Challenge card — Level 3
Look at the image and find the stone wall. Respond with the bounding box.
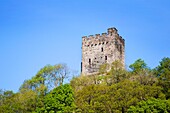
[81,27,125,75]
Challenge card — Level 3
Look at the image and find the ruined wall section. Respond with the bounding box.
[81,27,125,75]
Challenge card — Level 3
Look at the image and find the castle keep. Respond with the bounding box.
[81,27,125,75]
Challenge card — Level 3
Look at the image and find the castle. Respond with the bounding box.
[81,27,125,75]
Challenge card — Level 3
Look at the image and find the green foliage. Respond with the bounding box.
[129,59,148,74]
[70,74,105,94]
[128,98,170,113]
[0,90,18,113]
[37,84,75,113]
[1,58,170,113]
[0,64,70,113]
[74,79,163,113]
[35,64,69,90]
[108,61,128,84]
[71,60,166,113]
[129,59,156,85]
[154,57,170,99]
[99,63,109,74]
[0,90,38,113]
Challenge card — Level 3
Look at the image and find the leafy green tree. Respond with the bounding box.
[129,59,148,74]
[35,64,69,90]
[0,90,22,113]
[12,64,70,113]
[19,77,47,111]
[37,84,75,113]
[0,64,71,113]
[74,79,164,113]
[75,84,109,113]
[109,80,164,113]
[0,89,3,106]
[129,59,156,85]
[108,60,128,84]
[0,89,39,113]
[70,74,100,94]
[99,63,109,74]
[128,98,170,113]
[154,57,170,99]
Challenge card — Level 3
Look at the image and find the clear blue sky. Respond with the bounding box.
[0,0,170,92]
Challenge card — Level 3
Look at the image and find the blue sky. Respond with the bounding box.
[0,0,170,92]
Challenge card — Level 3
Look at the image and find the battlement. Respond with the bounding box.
[82,27,119,40]
[81,27,125,75]
[107,27,118,35]
[82,27,125,47]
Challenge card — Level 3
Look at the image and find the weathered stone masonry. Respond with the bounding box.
[81,27,125,75]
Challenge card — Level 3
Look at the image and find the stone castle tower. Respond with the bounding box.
[81,27,125,75]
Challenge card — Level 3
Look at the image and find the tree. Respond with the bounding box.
[37,84,75,113]
[75,84,110,113]
[129,59,148,74]
[99,63,109,74]
[154,57,170,99]
[17,64,70,112]
[35,64,69,91]
[20,64,70,97]
[0,90,22,113]
[108,60,127,84]
[74,79,164,113]
[129,59,156,85]
[128,98,170,113]
[70,74,102,94]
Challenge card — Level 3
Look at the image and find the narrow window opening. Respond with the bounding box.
[101,47,103,52]
[89,59,91,64]
[105,56,107,61]
[115,41,118,45]
[119,45,122,51]
[81,62,82,72]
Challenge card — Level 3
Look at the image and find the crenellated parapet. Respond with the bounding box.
[119,36,125,46]
[107,27,118,35]
[82,27,124,47]
[82,27,120,40]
